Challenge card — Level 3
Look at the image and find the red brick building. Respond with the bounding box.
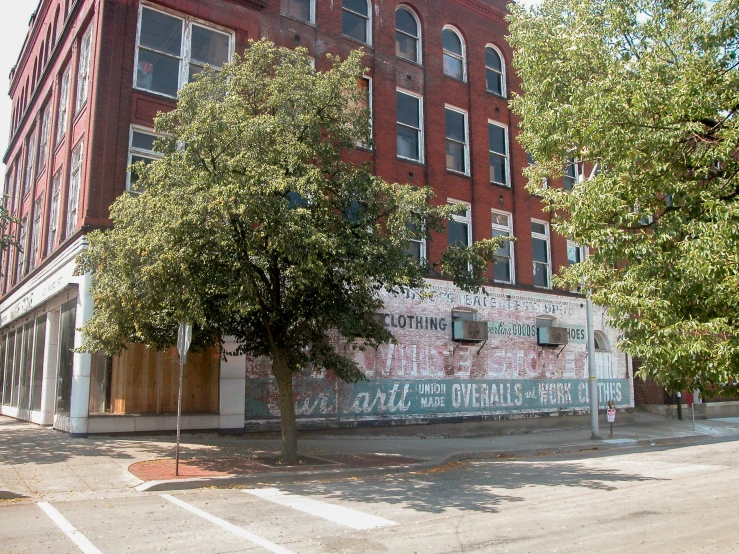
[0,0,633,435]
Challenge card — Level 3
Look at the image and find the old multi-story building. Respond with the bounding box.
[0,0,633,436]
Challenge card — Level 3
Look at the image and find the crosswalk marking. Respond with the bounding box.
[161,494,295,554]
[243,487,399,530]
[37,502,103,554]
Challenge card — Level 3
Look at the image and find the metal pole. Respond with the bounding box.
[175,355,184,476]
[692,402,695,431]
[586,298,601,439]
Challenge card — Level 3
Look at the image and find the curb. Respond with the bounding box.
[134,432,706,492]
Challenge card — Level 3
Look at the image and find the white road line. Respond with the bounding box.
[37,502,103,554]
[161,494,295,554]
[243,488,398,530]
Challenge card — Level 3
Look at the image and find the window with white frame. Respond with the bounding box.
[442,27,465,81]
[47,170,61,255]
[488,121,509,186]
[29,198,42,270]
[396,89,423,162]
[342,0,370,44]
[16,217,26,281]
[485,45,505,96]
[135,5,233,98]
[492,210,514,283]
[405,221,425,263]
[281,0,314,23]
[567,240,585,266]
[396,7,421,64]
[531,220,551,288]
[37,105,51,175]
[23,133,36,197]
[564,160,580,191]
[66,141,83,238]
[448,200,471,248]
[56,68,70,144]
[127,127,164,193]
[76,24,93,113]
[445,106,468,174]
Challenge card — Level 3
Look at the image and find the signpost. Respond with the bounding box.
[607,399,616,438]
[175,321,192,476]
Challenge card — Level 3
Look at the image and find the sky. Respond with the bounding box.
[0,0,542,180]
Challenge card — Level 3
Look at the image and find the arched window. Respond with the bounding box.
[442,26,465,81]
[594,331,610,352]
[396,7,421,64]
[342,0,371,45]
[485,45,505,96]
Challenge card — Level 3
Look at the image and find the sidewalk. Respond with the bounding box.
[2,411,738,500]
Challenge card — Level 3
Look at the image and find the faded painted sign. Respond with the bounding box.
[245,378,632,421]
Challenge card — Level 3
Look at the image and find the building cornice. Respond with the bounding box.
[225,0,266,9]
[451,0,507,26]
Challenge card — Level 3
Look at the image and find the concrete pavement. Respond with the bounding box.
[2,411,739,500]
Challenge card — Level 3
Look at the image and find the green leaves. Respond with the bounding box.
[510,0,739,395]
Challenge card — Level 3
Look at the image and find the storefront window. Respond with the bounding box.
[3,331,15,405]
[89,353,112,413]
[55,300,77,414]
[18,322,34,410]
[30,316,46,411]
[0,334,5,404]
[11,331,22,407]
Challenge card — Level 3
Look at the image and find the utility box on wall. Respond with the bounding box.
[537,326,569,346]
[452,320,489,342]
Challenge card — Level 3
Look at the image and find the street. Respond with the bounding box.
[2,438,737,553]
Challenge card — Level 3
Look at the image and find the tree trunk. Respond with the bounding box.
[273,354,298,465]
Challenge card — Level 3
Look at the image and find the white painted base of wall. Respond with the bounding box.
[0,406,52,425]
[87,414,220,434]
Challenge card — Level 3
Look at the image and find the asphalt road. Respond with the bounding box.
[2,439,738,553]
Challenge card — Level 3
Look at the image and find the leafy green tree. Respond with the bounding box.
[509,0,739,395]
[76,40,498,463]
[0,203,20,278]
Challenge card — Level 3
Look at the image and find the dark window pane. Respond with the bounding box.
[396,32,417,61]
[533,263,549,287]
[490,153,507,184]
[282,0,311,21]
[448,220,469,246]
[397,125,419,160]
[485,47,501,71]
[0,336,4,405]
[19,322,33,410]
[486,69,502,95]
[492,229,510,256]
[188,63,204,83]
[30,317,45,411]
[287,191,309,207]
[397,92,419,126]
[140,8,182,56]
[342,10,367,42]
[531,221,546,234]
[443,55,463,79]
[446,140,465,172]
[56,300,77,414]
[396,9,417,36]
[445,109,465,142]
[488,124,506,154]
[532,237,548,263]
[406,240,421,261]
[132,132,157,152]
[190,25,230,67]
[493,258,510,281]
[11,331,22,407]
[137,49,180,97]
[3,332,15,405]
[344,0,368,16]
[443,29,462,54]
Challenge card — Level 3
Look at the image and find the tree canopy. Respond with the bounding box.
[509,0,739,395]
[76,40,498,462]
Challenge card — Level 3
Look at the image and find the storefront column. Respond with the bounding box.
[39,310,60,425]
[69,272,94,437]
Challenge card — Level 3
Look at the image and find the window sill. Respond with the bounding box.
[280,13,316,27]
[397,156,425,166]
[133,85,178,102]
[396,56,423,69]
[447,169,470,178]
[342,35,373,49]
[486,90,507,99]
[444,74,468,85]
[490,181,512,189]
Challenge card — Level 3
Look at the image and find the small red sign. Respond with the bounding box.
[607,409,616,423]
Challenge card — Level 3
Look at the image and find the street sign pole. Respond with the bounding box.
[175,321,192,477]
[586,298,601,440]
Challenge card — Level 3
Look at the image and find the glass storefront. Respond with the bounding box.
[0,315,49,413]
[30,316,46,411]
[55,299,77,415]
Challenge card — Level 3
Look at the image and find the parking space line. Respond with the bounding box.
[37,502,103,554]
[243,488,398,530]
[161,494,295,554]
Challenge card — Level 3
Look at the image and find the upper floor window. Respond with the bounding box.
[442,27,465,81]
[564,160,581,191]
[396,89,423,162]
[492,210,514,283]
[29,197,42,271]
[531,220,551,288]
[445,106,468,175]
[37,105,51,175]
[396,7,421,64]
[281,0,314,24]
[128,127,164,193]
[343,0,371,44]
[66,141,84,238]
[405,221,426,263]
[135,5,232,99]
[485,46,505,96]
[56,68,71,144]
[47,170,61,255]
[76,24,94,113]
[23,133,37,197]
[448,200,471,248]
[488,121,510,187]
[16,217,27,282]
